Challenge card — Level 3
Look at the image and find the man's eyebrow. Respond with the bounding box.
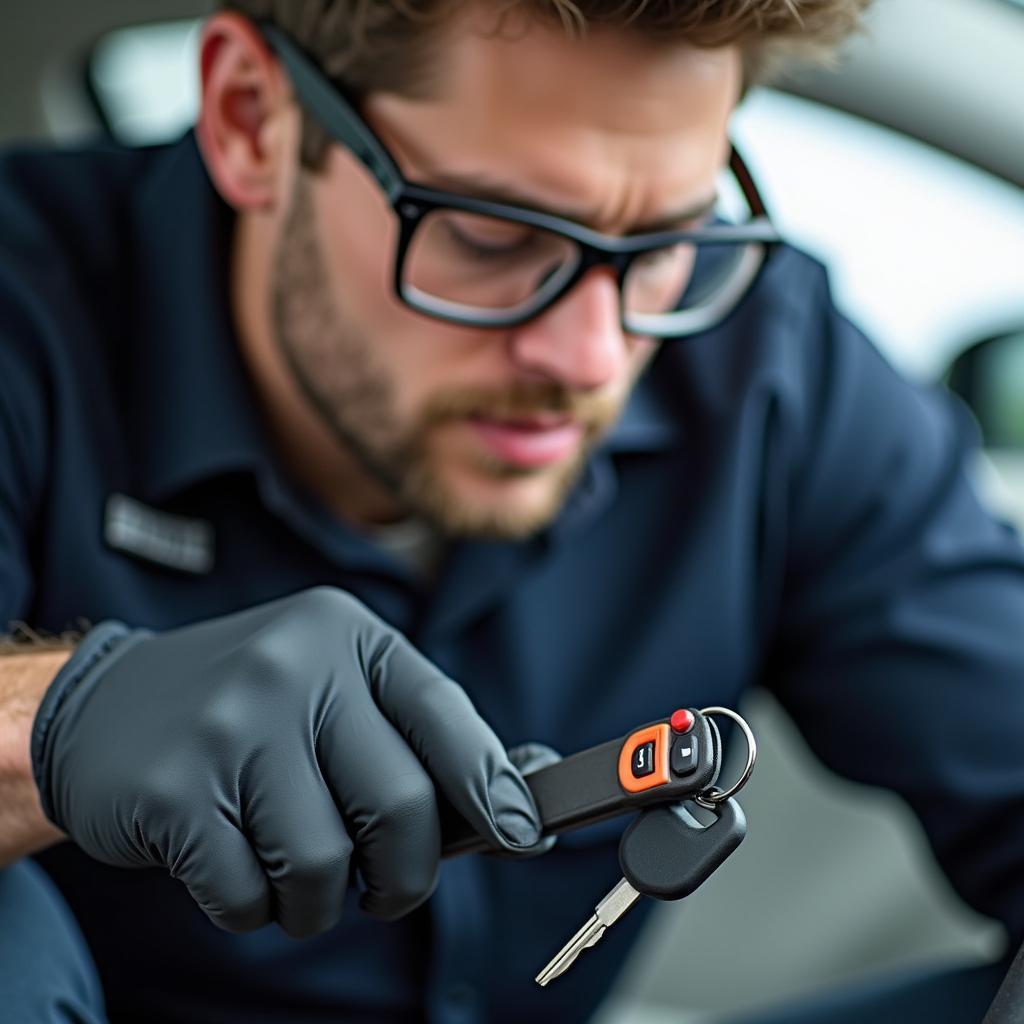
[418,170,718,234]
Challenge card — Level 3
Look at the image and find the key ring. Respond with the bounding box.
[694,706,757,809]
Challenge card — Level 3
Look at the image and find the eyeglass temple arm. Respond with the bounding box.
[729,145,769,219]
[259,22,405,203]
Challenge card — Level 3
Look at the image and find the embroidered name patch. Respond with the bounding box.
[104,494,215,574]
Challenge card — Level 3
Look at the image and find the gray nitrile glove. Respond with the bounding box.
[31,587,543,936]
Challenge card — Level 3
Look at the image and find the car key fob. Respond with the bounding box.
[618,797,746,900]
[441,708,721,856]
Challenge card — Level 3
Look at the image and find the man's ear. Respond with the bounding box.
[196,12,294,210]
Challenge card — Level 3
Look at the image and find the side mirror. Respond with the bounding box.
[947,329,1024,449]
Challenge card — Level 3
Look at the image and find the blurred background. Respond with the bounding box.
[2,0,1023,1019]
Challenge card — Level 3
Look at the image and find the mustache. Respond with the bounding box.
[421,382,621,428]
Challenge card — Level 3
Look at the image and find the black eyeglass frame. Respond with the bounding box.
[260,22,782,338]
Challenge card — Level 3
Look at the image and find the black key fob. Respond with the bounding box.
[618,797,746,901]
[441,708,722,856]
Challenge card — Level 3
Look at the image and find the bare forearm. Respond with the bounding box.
[0,649,70,865]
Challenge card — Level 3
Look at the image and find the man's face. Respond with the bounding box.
[270,12,741,539]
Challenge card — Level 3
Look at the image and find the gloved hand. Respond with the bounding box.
[31,587,543,936]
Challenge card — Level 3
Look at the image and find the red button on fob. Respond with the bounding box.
[670,709,695,734]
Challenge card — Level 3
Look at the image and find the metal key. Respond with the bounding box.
[536,797,747,986]
[535,877,643,986]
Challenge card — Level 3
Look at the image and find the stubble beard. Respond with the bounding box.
[270,172,621,540]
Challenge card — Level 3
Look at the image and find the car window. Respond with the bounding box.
[87,20,200,145]
[730,89,1024,380]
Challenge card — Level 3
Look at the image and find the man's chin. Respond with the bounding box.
[401,455,586,541]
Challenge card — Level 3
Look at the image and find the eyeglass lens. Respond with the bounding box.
[400,207,761,329]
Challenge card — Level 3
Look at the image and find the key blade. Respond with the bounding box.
[535,881,642,987]
[535,917,606,986]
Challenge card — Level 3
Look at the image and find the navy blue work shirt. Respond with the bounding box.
[2,132,1024,1023]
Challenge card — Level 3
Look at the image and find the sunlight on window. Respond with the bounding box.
[89,20,200,145]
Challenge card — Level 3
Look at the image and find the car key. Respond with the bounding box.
[535,796,747,986]
[441,707,722,857]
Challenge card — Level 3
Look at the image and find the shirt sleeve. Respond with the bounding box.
[768,283,1024,943]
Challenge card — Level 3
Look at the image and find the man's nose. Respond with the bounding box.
[508,267,629,391]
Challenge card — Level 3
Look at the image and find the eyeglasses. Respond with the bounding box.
[260,22,782,339]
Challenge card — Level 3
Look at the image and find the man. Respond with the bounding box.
[1,0,1022,1021]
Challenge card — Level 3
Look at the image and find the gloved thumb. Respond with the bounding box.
[489,742,563,859]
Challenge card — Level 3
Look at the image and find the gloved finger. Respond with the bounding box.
[508,741,562,775]
[241,755,355,938]
[360,628,542,853]
[170,817,272,933]
[489,742,562,859]
[318,691,442,920]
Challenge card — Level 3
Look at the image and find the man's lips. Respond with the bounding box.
[465,414,585,469]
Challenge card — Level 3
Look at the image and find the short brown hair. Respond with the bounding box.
[226,0,871,165]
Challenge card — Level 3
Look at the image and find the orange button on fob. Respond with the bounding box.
[618,723,671,793]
